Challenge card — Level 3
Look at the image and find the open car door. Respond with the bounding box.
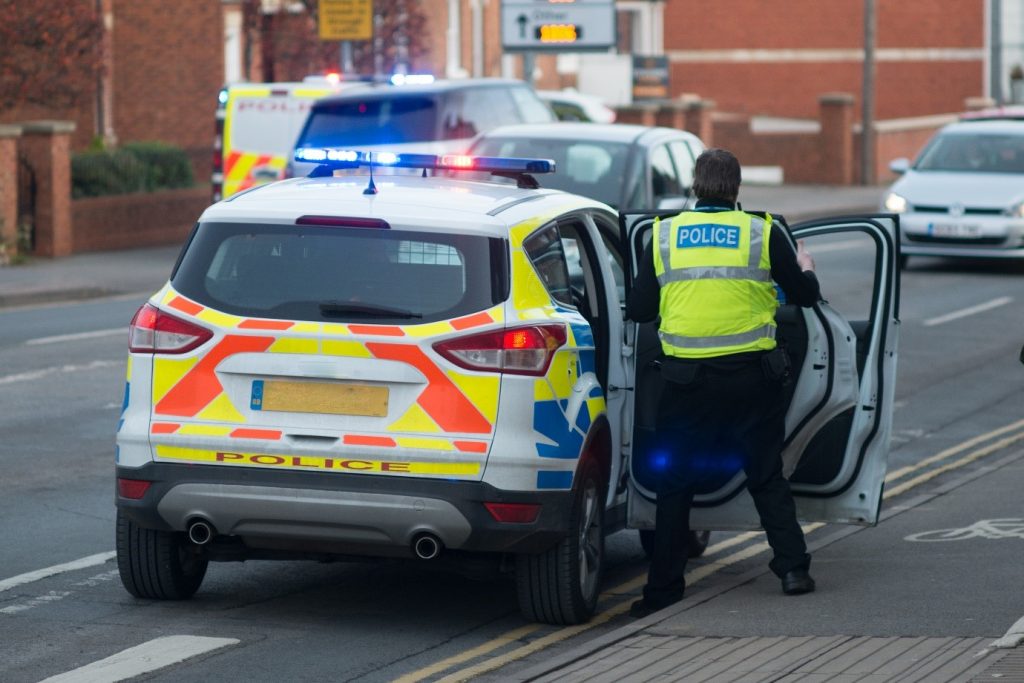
[622,212,900,530]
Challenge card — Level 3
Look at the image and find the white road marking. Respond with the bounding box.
[25,328,124,346]
[38,635,240,683]
[0,590,72,615]
[0,551,115,594]
[0,359,121,386]
[992,614,1024,649]
[923,296,1013,327]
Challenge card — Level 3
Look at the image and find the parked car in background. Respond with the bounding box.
[536,89,617,123]
[883,110,1024,267]
[289,78,555,178]
[468,123,704,211]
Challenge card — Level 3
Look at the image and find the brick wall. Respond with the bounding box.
[71,186,208,253]
[663,0,985,121]
[111,0,223,171]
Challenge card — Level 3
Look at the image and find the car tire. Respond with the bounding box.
[899,254,910,270]
[116,511,208,600]
[638,528,712,559]
[515,460,604,625]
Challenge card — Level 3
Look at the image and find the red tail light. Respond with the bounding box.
[129,303,213,354]
[118,478,151,499]
[484,502,541,523]
[433,324,567,376]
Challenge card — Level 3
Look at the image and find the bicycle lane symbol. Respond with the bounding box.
[905,518,1024,542]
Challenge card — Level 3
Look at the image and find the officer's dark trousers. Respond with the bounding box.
[642,357,811,608]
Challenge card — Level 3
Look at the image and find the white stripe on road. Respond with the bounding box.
[38,636,240,683]
[0,359,121,386]
[0,551,115,594]
[992,614,1024,649]
[25,328,124,346]
[923,296,1013,327]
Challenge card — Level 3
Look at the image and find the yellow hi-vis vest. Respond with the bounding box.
[653,210,778,359]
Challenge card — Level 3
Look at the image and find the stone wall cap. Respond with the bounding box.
[22,120,77,134]
[685,99,716,111]
[0,124,23,138]
[819,93,855,105]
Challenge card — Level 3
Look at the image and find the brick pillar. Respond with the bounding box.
[818,93,855,185]
[0,125,22,262]
[655,101,687,130]
[20,121,76,257]
[614,103,659,126]
[684,99,716,147]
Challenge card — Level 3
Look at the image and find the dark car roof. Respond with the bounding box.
[313,78,535,104]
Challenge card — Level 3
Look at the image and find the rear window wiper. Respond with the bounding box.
[318,301,423,319]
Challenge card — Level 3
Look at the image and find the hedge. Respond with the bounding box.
[72,141,195,198]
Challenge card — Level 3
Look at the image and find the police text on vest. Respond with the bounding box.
[676,224,740,249]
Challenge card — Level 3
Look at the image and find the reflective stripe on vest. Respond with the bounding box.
[653,210,778,358]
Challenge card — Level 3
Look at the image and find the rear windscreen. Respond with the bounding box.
[298,96,438,147]
[172,222,507,324]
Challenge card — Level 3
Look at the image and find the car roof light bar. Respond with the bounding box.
[295,148,556,175]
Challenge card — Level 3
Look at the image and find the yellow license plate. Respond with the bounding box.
[252,380,388,417]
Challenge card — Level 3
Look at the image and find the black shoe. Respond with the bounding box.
[781,568,816,595]
[629,598,678,618]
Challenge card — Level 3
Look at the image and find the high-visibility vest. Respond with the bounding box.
[653,209,778,358]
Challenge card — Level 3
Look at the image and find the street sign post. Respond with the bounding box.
[318,0,373,42]
[501,0,615,52]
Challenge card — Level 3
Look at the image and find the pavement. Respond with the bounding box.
[0,184,888,310]
[504,449,1024,683]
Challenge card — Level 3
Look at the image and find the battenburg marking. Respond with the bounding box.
[677,224,740,249]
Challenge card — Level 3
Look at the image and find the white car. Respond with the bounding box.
[536,89,617,124]
[115,149,901,625]
[883,113,1024,267]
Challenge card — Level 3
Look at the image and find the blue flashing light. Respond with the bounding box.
[293,148,556,175]
[217,88,228,105]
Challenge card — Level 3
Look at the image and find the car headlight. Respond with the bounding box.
[1006,201,1024,218]
[884,192,908,213]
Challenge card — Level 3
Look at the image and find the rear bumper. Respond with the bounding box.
[116,462,575,556]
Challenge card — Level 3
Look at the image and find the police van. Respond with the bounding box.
[212,75,354,202]
[117,149,901,625]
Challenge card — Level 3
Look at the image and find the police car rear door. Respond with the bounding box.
[621,212,900,529]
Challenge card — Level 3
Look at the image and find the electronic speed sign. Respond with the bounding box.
[501,0,615,52]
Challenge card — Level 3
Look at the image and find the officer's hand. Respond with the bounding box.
[796,239,815,272]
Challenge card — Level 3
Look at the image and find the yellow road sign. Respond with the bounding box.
[319,0,373,41]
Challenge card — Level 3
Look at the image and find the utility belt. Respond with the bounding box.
[654,346,792,386]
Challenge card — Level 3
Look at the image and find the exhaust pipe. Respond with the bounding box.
[412,533,442,560]
[187,519,215,546]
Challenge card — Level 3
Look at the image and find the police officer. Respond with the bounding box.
[626,148,819,618]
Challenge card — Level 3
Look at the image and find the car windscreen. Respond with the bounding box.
[298,96,438,147]
[471,137,630,208]
[172,222,507,324]
[915,132,1024,173]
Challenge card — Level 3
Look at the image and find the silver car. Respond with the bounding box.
[883,116,1024,267]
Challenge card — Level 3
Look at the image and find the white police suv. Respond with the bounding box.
[116,149,901,624]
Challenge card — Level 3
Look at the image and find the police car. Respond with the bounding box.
[115,150,901,625]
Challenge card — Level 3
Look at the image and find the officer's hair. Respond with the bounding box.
[692,148,741,203]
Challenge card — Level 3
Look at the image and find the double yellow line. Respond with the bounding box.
[397,418,1024,683]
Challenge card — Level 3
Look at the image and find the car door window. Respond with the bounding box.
[650,145,683,203]
[509,86,556,123]
[668,140,695,189]
[523,224,572,305]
